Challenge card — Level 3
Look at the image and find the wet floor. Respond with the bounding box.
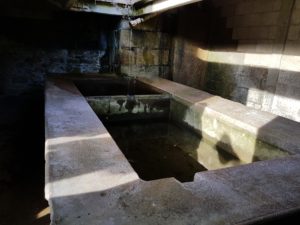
[0,95,49,225]
[105,120,207,182]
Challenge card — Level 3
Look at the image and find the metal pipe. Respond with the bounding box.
[129,12,159,26]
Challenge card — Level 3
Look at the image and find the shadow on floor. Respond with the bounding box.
[0,94,49,225]
[249,210,300,225]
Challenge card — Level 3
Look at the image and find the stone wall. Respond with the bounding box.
[0,14,119,95]
[171,0,300,122]
[0,41,102,95]
[117,17,173,79]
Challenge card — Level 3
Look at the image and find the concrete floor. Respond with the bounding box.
[0,95,50,225]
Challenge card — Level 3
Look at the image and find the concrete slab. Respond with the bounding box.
[45,76,300,225]
[45,78,139,221]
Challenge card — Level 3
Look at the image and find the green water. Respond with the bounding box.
[104,120,207,182]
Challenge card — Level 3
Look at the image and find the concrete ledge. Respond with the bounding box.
[138,77,300,162]
[45,78,139,221]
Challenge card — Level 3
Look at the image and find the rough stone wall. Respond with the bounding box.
[171,0,300,122]
[117,17,172,79]
[172,3,210,89]
[0,14,119,95]
[0,40,101,95]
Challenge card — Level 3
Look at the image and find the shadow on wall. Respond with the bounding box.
[173,49,300,122]
[171,90,298,169]
[170,0,300,122]
[215,134,240,165]
[170,99,243,170]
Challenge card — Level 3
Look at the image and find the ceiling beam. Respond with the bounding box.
[48,0,202,16]
[134,0,202,16]
[70,3,130,16]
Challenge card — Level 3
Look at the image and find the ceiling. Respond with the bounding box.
[49,0,202,16]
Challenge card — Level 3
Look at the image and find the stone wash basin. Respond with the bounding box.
[45,75,300,225]
[76,77,290,181]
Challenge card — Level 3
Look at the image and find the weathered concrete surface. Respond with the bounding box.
[184,156,300,224]
[138,77,300,163]
[45,78,139,222]
[45,77,300,225]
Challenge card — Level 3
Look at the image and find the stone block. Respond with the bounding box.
[288,25,300,41]
[273,0,282,11]
[295,0,300,9]
[140,32,161,48]
[234,66,268,89]
[230,66,251,82]
[159,66,171,79]
[230,87,249,104]
[236,2,255,15]
[120,29,165,49]
[271,84,300,121]
[119,29,132,48]
[237,40,257,53]
[162,50,169,65]
[134,49,169,66]
[261,12,280,26]
[120,65,160,77]
[204,63,236,98]
[119,49,136,65]
[233,27,276,40]
[277,71,300,87]
[246,88,264,104]
[280,54,300,72]
[291,9,300,24]
[268,26,280,40]
[136,49,160,65]
[253,0,282,13]
[256,40,274,53]
[283,40,300,55]
[234,14,261,27]
[247,101,263,110]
